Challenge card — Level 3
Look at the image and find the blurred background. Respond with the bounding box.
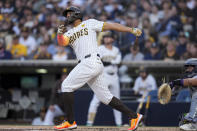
[0,0,196,127]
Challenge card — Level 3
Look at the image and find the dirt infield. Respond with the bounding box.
[0,126,180,131]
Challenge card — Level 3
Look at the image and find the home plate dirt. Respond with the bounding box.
[0,126,180,131]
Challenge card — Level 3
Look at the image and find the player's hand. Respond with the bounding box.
[169,79,183,89]
[57,25,67,35]
[49,105,55,112]
[131,28,142,37]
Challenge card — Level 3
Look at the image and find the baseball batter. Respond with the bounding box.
[86,33,122,126]
[55,6,142,131]
[169,58,197,131]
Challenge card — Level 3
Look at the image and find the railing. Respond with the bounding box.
[0,60,185,67]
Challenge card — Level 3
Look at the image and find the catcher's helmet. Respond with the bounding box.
[62,6,83,24]
[184,58,197,78]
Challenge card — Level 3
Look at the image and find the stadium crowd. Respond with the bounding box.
[0,0,196,61]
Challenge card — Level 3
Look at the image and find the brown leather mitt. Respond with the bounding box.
[158,83,172,104]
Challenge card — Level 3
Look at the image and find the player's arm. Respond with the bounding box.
[170,78,197,87]
[57,25,69,46]
[183,78,197,86]
[102,22,142,37]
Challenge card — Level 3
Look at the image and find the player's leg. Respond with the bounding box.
[55,59,103,130]
[88,72,141,130]
[43,105,64,125]
[180,91,197,130]
[109,74,122,126]
[86,94,100,126]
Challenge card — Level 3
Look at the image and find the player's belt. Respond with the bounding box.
[78,54,100,63]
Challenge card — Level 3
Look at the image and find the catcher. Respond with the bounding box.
[158,58,197,131]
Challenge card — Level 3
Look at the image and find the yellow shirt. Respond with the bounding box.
[11,43,27,56]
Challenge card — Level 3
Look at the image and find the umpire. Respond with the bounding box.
[169,58,197,131]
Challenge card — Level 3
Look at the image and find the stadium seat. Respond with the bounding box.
[176,89,191,102]
[148,90,158,102]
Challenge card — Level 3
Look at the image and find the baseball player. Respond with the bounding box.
[133,66,157,99]
[55,6,142,131]
[86,33,122,126]
[169,58,197,131]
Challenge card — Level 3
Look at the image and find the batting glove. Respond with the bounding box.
[131,28,142,37]
[169,79,184,89]
[57,25,66,35]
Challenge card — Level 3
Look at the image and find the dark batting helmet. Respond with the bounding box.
[62,6,83,24]
[184,58,197,78]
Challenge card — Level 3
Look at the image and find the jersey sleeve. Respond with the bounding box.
[57,31,71,46]
[88,19,105,32]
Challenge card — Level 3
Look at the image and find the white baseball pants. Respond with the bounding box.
[61,54,113,105]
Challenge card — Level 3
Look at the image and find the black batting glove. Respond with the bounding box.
[169,79,184,89]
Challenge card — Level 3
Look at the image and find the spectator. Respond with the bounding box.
[1,0,14,14]
[52,46,68,61]
[127,2,138,18]
[0,0,196,61]
[181,42,197,59]
[34,43,51,60]
[19,27,37,58]
[177,0,191,24]
[10,35,27,60]
[162,40,179,61]
[0,39,12,59]
[149,5,160,26]
[123,45,144,61]
[144,42,162,60]
[158,35,169,54]
[133,66,157,99]
[143,38,154,54]
[176,32,187,57]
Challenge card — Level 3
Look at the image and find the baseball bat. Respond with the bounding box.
[136,94,146,113]
[143,95,151,125]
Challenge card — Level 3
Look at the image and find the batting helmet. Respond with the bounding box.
[184,58,197,78]
[62,6,83,24]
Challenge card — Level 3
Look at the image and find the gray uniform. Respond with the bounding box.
[185,75,197,122]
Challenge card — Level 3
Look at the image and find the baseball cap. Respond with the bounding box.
[139,66,147,73]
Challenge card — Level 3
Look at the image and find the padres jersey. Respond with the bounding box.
[99,45,121,74]
[64,19,104,60]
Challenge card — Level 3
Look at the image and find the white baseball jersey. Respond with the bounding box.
[99,45,121,74]
[61,19,114,105]
[133,74,157,96]
[64,19,104,60]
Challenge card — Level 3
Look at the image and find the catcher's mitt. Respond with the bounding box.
[158,83,172,104]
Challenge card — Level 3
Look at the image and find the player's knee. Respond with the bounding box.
[97,95,113,105]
